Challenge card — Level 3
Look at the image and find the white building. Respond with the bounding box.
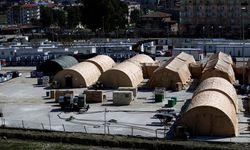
[21,4,40,25]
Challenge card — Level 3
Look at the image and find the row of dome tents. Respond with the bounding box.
[52,54,156,88]
[177,52,238,137]
[36,51,235,90]
[58,52,197,89]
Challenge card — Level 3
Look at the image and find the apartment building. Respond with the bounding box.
[7,3,40,25]
[180,0,250,37]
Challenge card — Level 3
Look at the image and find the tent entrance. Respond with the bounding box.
[65,75,73,88]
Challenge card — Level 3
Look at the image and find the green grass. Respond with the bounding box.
[0,15,7,24]
[0,128,249,150]
[0,139,131,150]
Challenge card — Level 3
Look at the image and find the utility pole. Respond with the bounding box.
[102,16,105,36]
[241,2,248,85]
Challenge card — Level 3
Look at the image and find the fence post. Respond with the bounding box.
[48,113,51,130]
[104,108,107,135]
[22,120,24,129]
[62,124,65,132]
[3,119,5,126]
[84,126,87,133]
[41,123,44,130]
[107,125,110,134]
[155,129,158,138]
[131,127,134,136]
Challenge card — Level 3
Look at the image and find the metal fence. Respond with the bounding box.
[0,117,167,138]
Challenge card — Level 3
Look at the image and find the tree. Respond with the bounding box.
[40,6,54,27]
[40,6,66,28]
[66,6,82,29]
[130,9,140,24]
[81,0,128,32]
[53,9,66,27]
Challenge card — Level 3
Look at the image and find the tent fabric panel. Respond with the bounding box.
[86,55,115,73]
[208,52,233,65]
[176,52,196,65]
[54,69,87,88]
[202,52,235,83]
[54,61,101,88]
[37,56,78,76]
[180,91,238,137]
[99,61,143,88]
[99,70,134,88]
[128,54,155,64]
[148,69,181,89]
[52,56,79,69]
[180,106,236,137]
[201,69,235,84]
[70,62,101,87]
[148,52,194,89]
[194,77,238,112]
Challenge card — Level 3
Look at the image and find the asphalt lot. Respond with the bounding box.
[0,67,250,142]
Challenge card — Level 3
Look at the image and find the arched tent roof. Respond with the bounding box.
[179,91,238,137]
[85,55,115,73]
[37,56,78,76]
[194,77,238,112]
[201,55,235,83]
[99,61,143,88]
[128,54,155,65]
[54,62,101,88]
[148,52,195,89]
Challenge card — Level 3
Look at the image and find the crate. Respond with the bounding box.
[118,87,137,98]
[84,90,105,103]
[50,90,55,99]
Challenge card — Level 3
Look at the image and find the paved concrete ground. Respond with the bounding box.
[0,67,250,143]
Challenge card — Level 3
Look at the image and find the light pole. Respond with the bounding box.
[241,2,248,85]
[219,25,222,38]
[202,26,206,55]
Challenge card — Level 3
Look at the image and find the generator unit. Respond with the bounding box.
[113,91,133,106]
[59,94,89,111]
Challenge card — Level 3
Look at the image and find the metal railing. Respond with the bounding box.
[0,117,167,138]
